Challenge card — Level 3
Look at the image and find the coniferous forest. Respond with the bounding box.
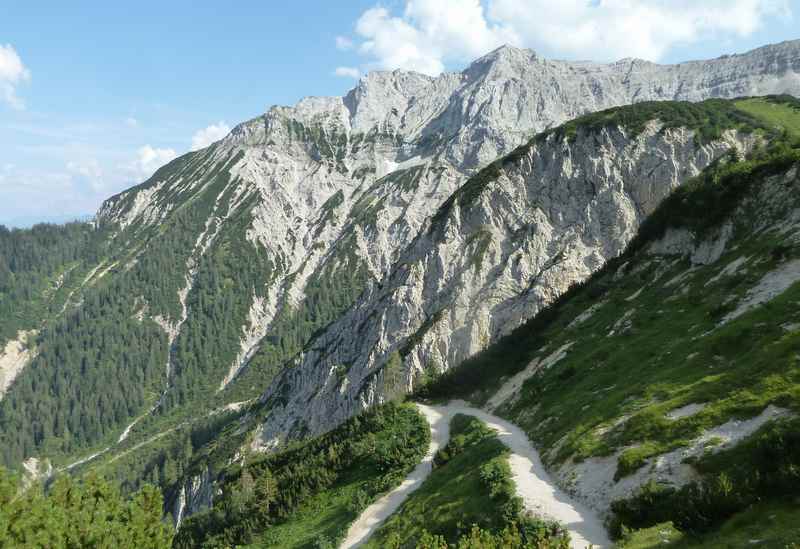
[0,466,173,547]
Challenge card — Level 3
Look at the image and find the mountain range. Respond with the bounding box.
[1,39,800,548]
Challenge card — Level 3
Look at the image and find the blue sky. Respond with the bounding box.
[1,0,798,226]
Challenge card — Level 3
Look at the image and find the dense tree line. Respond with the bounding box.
[411,523,570,549]
[0,281,168,464]
[544,96,774,144]
[160,208,274,411]
[0,159,268,468]
[225,233,372,403]
[92,407,248,504]
[0,221,106,344]
[0,467,173,547]
[0,172,212,465]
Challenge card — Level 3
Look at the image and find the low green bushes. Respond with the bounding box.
[0,469,173,548]
[610,417,800,537]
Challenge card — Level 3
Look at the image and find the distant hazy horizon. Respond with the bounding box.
[2,212,93,229]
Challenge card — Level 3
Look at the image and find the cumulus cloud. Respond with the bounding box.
[334,66,361,79]
[132,145,177,179]
[0,162,92,226]
[0,144,180,225]
[338,0,791,74]
[1,116,240,224]
[191,122,231,151]
[345,1,517,75]
[0,44,31,109]
[489,0,790,62]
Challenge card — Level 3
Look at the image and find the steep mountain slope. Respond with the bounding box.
[413,99,800,543]
[1,40,800,521]
[250,100,766,449]
[150,96,795,528]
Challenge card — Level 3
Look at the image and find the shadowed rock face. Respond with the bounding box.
[94,41,800,452]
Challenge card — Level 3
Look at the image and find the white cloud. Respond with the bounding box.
[340,0,791,74]
[191,121,231,151]
[0,44,31,109]
[0,162,85,225]
[335,36,354,51]
[66,159,106,191]
[67,159,103,178]
[489,0,790,62]
[125,117,139,128]
[132,145,177,179]
[335,66,361,79]
[351,2,517,75]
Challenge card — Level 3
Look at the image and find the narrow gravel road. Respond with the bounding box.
[340,400,610,549]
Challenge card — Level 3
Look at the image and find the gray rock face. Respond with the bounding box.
[250,124,757,449]
[172,468,215,527]
[95,40,800,450]
[218,40,800,173]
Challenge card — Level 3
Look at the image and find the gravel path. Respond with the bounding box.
[340,400,610,549]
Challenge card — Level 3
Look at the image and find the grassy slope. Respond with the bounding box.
[502,229,800,474]
[496,97,800,472]
[362,414,514,548]
[252,465,382,549]
[619,500,800,548]
[736,96,800,138]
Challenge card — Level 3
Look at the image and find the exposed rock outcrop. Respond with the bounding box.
[0,330,37,401]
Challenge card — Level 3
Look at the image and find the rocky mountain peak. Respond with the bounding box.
[210,39,800,174]
[472,43,536,63]
[343,69,437,133]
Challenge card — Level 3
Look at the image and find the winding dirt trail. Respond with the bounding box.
[340,401,610,549]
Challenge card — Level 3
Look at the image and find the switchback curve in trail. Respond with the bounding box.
[340,400,610,549]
